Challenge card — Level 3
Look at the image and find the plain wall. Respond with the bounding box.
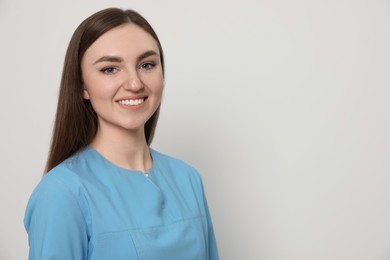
[1,0,390,259]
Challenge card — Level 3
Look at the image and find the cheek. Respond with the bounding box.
[149,74,164,93]
[83,76,122,100]
[153,80,164,101]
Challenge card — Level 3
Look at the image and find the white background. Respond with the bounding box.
[1,0,390,259]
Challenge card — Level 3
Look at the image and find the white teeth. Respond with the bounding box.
[118,98,144,106]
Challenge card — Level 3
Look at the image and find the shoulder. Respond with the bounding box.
[151,149,198,172]
[43,147,97,186]
[151,149,204,184]
[24,169,89,234]
[26,149,90,213]
[24,149,93,228]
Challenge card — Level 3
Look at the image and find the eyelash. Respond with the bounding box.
[100,67,118,74]
[139,62,156,70]
[99,62,156,75]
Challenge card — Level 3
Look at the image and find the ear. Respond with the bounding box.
[82,87,90,100]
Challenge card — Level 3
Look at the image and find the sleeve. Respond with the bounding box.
[203,187,220,260]
[24,174,89,260]
[193,169,220,260]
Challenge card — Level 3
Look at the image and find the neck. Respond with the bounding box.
[91,126,153,173]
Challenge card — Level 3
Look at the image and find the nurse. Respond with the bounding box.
[24,8,219,260]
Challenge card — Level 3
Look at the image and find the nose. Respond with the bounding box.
[123,71,143,92]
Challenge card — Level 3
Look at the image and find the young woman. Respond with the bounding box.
[24,8,219,260]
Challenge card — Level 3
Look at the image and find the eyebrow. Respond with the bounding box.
[93,50,159,65]
[138,50,158,61]
[93,56,123,64]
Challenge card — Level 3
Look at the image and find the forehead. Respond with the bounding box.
[83,23,159,60]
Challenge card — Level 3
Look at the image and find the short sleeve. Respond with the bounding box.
[24,174,89,260]
[202,185,219,260]
[207,223,219,260]
[193,169,220,260]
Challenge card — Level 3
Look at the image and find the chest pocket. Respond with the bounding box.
[90,216,206,260]
[90,230,139,260]
[130,216,206,260]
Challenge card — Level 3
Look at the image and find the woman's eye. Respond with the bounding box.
[140,62,155,70]
[100,67,117,74]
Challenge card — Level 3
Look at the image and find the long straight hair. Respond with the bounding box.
[45,8,164,173]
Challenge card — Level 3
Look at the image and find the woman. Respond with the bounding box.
[24,8,219,260]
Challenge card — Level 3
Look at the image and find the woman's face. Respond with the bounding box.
[81,23,163,135]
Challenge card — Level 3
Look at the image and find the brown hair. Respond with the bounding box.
[45,8,164,172]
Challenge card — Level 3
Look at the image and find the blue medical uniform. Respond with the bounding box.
[24,147,219,260]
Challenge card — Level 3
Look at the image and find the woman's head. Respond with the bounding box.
[46,8,164,172]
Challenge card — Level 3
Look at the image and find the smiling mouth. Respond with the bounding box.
[117,98,146,106]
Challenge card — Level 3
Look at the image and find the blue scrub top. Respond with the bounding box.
[24,147,219,260]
